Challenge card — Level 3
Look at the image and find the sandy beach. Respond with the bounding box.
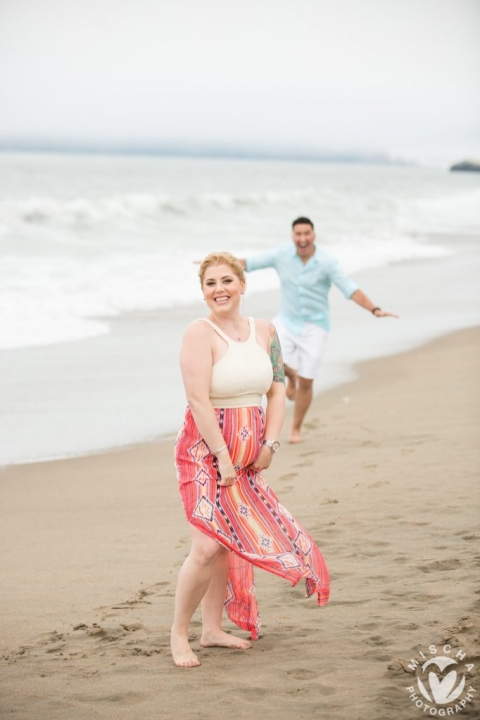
[1,326,479,720]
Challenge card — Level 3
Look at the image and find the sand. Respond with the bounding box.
[1,327,479,720]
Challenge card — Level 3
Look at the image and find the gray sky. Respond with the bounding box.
[1,0,479,164]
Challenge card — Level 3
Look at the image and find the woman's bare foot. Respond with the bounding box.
[288,429,303,444]
[200,629,252,650]
[171,629,201,668]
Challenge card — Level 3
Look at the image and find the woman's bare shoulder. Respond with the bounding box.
[253,318,275,344]
[182,319,213,343]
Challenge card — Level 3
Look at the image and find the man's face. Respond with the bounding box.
[292,223,316,260]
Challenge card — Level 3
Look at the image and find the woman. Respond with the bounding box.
[171,252,330,668]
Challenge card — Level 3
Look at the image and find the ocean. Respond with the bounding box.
[1,151,479,466]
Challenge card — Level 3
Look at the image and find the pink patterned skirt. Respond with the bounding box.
[175,406,330,640]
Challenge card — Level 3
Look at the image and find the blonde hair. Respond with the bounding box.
[198,251,245,286]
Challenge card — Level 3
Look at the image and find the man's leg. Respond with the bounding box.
[272,318,297,401]
[289,376,314,443]
[284,364,297,401]
[289,325,327,443]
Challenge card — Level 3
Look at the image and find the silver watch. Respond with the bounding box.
[262,439,280,453]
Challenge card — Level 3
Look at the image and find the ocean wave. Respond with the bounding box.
[0,234,452,351]
[0,189,318,233]
[1,168,477,351]
[400,186,480,234]
[2,183,479,244]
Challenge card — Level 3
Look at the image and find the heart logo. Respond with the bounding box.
[417,657,466,705]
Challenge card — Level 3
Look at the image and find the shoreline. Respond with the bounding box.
[3,235,480,468]
[1,326,479,719]
[2,316,478,471]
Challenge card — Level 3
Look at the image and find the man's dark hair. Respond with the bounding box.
[292,217,314,229]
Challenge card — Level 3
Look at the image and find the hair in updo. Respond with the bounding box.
[198,251,245,286]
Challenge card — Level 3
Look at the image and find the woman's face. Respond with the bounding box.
[202,263,245,313]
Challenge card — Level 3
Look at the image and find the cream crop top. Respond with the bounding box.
[200,317,273,408]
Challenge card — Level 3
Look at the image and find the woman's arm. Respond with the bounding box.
[251,323,286,471]
[179,322,236,486]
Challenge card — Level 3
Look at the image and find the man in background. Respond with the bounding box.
[241,217,397,443]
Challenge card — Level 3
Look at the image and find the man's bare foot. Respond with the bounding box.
[288,429,303,444]
[286,376,297,401]
[200,629,252,650]
[171,629,201,668]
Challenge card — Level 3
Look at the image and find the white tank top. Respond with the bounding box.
[200,317,273,408]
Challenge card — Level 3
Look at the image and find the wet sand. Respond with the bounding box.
[1,327,479,719]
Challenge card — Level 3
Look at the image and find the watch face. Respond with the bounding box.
[263,440,280,452]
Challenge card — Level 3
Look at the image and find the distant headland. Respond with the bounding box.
[450,160,480,172]
[0,138,410,166]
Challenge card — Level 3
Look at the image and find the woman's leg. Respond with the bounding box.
[171,524,224,667]
[200,551,252,650]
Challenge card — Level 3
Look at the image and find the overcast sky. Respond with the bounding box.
[0,0,479,163]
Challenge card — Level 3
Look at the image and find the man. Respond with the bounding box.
[241,217,397,443]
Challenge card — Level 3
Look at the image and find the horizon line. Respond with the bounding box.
[0,139,412,166]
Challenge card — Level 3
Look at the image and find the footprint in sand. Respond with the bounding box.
[233,687,270,701]
[411,592,443,602]
[366,634,394,647]
[93,691,146,705]
[287,668,321,681]
[418,558,461,573]
[128,645,161,657]
[356,622,379,631]
[403,434,436,445]
[391,621,420,631]
[72,618,145,644]
[279,473,298,482]
[387,657,417,676]
[367,480,390,488]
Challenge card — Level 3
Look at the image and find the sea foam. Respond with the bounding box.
[1,157,478,351]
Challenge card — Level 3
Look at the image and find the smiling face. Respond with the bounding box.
[202,263,245,314]
[292,222,316,261]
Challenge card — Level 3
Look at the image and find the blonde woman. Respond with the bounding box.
[171,252,329,668]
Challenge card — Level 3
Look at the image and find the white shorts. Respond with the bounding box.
[274,318,328,381]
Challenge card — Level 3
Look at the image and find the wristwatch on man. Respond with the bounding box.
[262,439,281,453]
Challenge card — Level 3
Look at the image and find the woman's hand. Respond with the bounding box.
[250,444,274,472]
[217,450,237,487]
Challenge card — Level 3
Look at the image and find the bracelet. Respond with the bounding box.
[214,444,227,455]
[371,307,381,315]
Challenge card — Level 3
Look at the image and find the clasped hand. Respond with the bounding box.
[217,445,273,486]
[217,455,237,487]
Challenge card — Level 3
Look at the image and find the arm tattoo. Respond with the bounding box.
[269,325,285,384]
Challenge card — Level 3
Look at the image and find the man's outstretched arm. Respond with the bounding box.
[350,289,399,318]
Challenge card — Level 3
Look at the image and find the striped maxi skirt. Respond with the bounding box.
[174,406,330,640]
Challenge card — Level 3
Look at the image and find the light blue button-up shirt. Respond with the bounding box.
[245,244,359,334]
